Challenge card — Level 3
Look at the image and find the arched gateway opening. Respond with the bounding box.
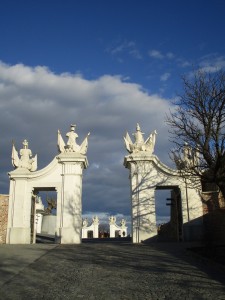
[31,189,57,243]
[155,187,183,242]
[7,125,90,244]
[124,124,203,243]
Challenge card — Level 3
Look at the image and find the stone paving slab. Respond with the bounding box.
[0,242,225,299]
[0,244,57,286]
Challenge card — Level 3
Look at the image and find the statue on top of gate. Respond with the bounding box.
[11,139,37,171]
[57,124,90,155]
[92,216,99,225]
[124,123,157,155]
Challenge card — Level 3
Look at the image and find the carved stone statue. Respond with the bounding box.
[120,219,126,228]
[92,216,99,225]
[58,124,90,155]
[124,123,157,154]
[44,198,57,215]
[174,143,200,170]
[12,139,37,171]
[66,124,80,152]
[82,218,88,227]
[109,216,116,225]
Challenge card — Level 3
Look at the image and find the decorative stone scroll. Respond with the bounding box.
[58,124,90,155]
[124,123,157,154]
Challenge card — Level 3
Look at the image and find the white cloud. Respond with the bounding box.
[177,59,191,68]
[199,54,225,73]
[107,40,142,60]
[148,49,164,59]
[166,52,174,59]
[148,50,175,60]
[0,61,174,216]
[160,72,171,81]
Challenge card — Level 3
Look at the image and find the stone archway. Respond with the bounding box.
[6,125,90,244]
[124,124,203,243]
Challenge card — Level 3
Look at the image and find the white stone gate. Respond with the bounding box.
[6,125,90,244]
[124,124,203,243]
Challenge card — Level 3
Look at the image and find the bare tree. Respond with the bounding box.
[166,70,225,198]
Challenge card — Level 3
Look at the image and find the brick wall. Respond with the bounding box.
[0,194,9,244]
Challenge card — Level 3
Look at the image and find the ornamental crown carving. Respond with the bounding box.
[124,123,157,155]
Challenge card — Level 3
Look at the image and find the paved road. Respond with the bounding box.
[0,242,225,299]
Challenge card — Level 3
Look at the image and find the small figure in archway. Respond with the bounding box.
[45,198,57,215]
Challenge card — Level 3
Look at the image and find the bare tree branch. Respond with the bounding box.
[166,70,225,198]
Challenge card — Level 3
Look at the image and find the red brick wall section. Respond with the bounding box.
[0,194,9,244]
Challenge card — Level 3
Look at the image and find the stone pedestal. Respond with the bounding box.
[41,215,56,235]
[124,154,157,243]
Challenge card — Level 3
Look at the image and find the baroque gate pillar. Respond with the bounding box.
[55,124,90,244]
[124,156,157,243]
[7,175,34,244]
[7,139,38,244]
[57,153,88,244]
[124,124,158,243]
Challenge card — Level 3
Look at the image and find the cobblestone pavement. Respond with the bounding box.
[0,242,225,300]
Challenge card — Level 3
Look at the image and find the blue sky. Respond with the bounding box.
[2,0,225,94]
[0,0,225,225]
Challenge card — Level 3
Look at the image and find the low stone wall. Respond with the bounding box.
[0,194,9,244]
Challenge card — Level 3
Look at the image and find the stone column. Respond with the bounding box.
[124,154,157,243]
[6,172,34,244]
[109,223,116,238]
[57,153,88,244]
[93,223,99,238]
